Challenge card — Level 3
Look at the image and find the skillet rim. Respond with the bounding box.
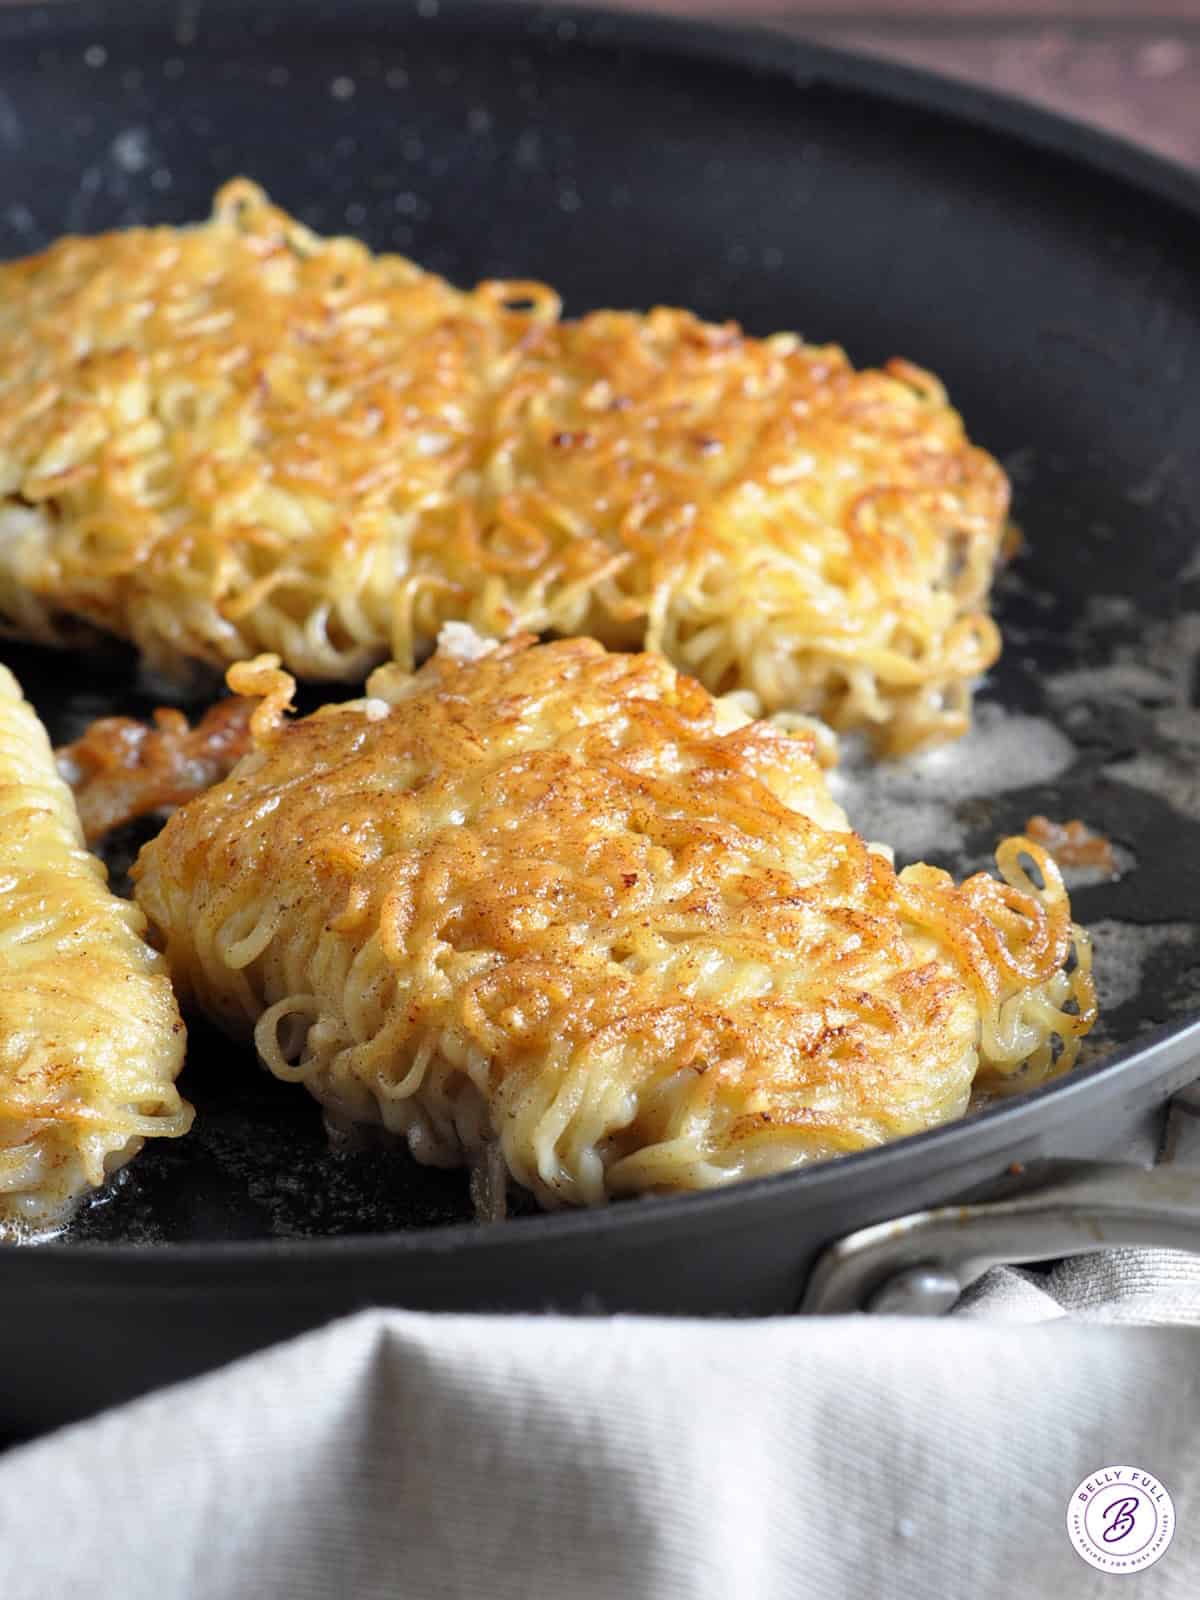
[2,0,1199,1264]
[3,0,1199,217]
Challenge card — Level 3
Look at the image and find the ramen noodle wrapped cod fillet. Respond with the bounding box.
[0,181,1009,754]
[0,663,192,1235]
[132,630,1093,1208]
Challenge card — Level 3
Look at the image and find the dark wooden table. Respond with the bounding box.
[564,0,1200,172]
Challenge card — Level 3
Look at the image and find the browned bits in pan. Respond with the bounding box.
[57,696,255,844]
[1025,815,1118,877]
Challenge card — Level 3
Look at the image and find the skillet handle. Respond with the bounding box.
[799,1157,1200,1315]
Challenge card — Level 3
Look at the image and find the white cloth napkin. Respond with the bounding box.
[3,1091,1197,1599]
[959,1249,1200,1325]
[1,1292,1198,1600]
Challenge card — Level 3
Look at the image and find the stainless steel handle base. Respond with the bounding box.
[800,1158,1200,1315]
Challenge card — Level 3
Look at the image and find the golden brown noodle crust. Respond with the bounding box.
[133,634,1092,1207]
[0,663,192,1234]
[0,181,1008,753]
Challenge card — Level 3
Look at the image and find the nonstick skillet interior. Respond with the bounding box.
[0,0,1199,1251]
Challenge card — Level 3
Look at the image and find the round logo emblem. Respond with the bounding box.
[1066,1466,1175,1573]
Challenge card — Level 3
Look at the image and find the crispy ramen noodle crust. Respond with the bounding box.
[133,633,1093,1207]
[0,664,191,1236]
[0,180,1008,753]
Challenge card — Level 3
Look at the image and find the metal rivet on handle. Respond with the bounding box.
[866,1265,961,1316]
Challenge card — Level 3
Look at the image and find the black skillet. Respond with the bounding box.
[2,0,1200,1438]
